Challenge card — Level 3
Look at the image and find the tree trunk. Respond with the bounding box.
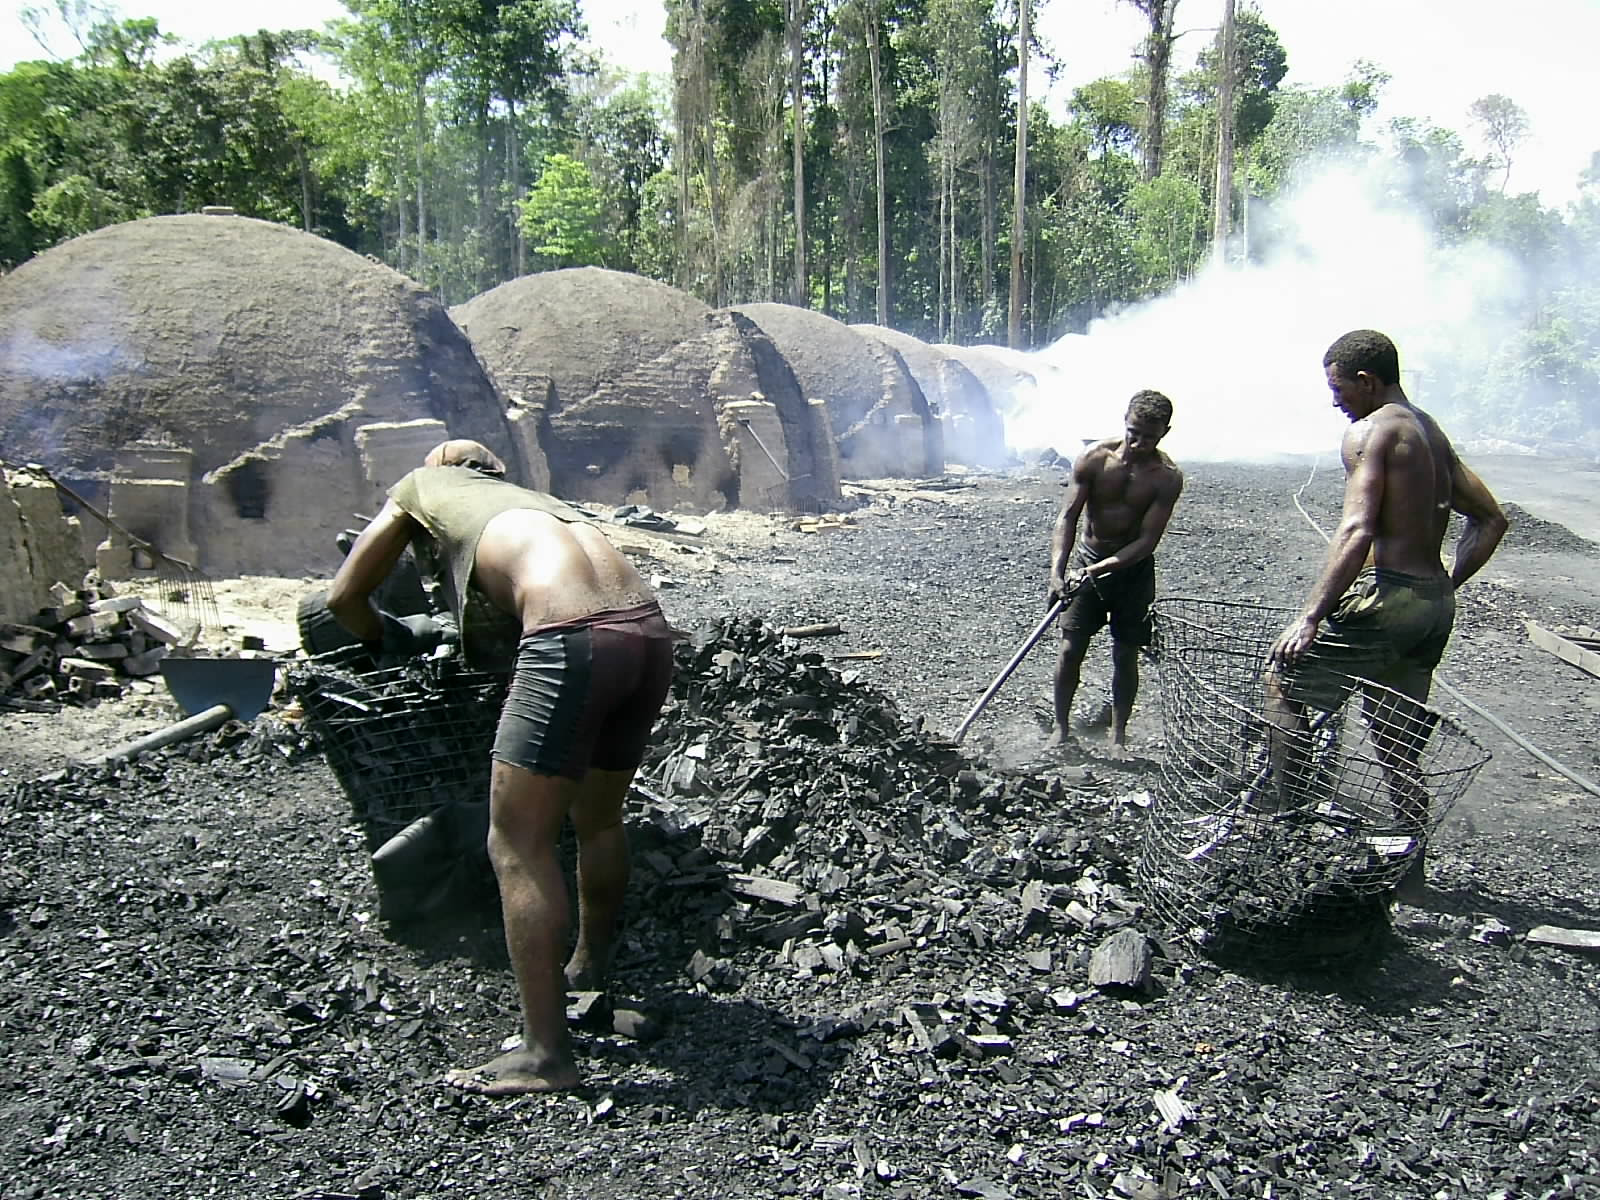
[396,187,409,273]
[865,0,889,326]
[508,105,524,277]
[1007,0,1028,349]
[296,141,312,232]
[789,0,808,306]
[1210,0,1235,267]
[937,141,948,339]
[414,80,427,271]
[1137,0,1179,182]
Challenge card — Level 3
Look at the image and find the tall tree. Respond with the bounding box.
[1124,0,1179,181]
[1007,0,1028,346]
[787,0,808,305]
[863,0,891,324]
[1210,0,1235,265]
[1469,93,1529,193]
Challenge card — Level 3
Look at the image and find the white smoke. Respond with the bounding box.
[999,165,1526,462]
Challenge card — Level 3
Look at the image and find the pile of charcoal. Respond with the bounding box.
[621,616,1165,1005]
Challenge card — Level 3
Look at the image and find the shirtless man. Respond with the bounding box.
[1266,330,1507,890]
[329,439,674,1095]
[1047,390,1184,747]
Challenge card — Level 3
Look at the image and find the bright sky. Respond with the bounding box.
[4,0,1596,205]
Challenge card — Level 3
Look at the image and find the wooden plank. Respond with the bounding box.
[1526,621,1600,680]
[1526,925,1600,952]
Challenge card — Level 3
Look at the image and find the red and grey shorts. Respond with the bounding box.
[491,602,674,780]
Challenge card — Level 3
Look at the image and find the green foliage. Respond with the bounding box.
[1247,82,1369,198]
[1468,92,1529,190]
[1388,117,1487,239]
[1188,9,1288,147]
[518,152,608,267]
[1129,170,1207,286]
[1070,78,1139,154]
[1461,191,1564,278]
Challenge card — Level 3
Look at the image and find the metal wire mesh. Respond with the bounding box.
[285,647,508,849]
[120,563,222,642]
[1141,597,1491,961]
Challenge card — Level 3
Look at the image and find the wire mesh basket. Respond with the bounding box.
[285,646,509,850]
[1141,597,1490,961]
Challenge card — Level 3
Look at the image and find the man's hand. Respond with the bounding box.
[1269,615,1319,667]
[1048,567,1087,606]
[376,611,451,658]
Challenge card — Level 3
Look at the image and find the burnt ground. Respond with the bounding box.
[2,458,1599,1200]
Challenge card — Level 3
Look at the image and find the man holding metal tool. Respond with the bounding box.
[1047,390,1183,749]
[1265,330,1507,895]
[329,438,674,1096]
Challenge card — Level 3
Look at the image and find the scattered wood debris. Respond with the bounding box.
[1526,620,1600,680]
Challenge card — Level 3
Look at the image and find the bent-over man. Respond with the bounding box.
[1266,330,1507,895]
[329,439,674,1095]
[1048,390,1184,748]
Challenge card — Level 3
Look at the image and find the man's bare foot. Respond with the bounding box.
[564,953,607,994]
[443,1048,580,1096]
[1045,725,1078,751]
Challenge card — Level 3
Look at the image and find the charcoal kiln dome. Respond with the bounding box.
[0,214,518,576]
[852,324,1009,469]
[453,269,838,514]
[730,303,940,479]
[450,267,711,410]
[0,214,513,480]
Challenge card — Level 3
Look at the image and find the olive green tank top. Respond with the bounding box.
[387,466,591,666]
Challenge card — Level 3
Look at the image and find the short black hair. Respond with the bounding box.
[454,455,505,478]
[1127,389,1173,427]
[1324,329,1399,386]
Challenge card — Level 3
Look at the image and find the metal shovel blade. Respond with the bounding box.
[159,657,278,721]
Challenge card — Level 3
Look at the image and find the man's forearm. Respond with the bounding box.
[1450,513,1508,588]
[327,590,384,644]
[1087,536,1159,579]
[1302,528,1370,621]
[1050,520,1075,577]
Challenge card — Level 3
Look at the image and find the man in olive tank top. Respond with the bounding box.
[331,439,673,1094]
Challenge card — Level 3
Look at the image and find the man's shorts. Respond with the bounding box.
[1059,550,1157,647]
[1280,568,1456,711]
[491,602,674,780]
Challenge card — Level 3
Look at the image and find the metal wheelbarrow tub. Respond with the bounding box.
[91,657,278,764]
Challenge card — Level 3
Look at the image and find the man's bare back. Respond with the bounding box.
[1273,344,1506,667]
[474,510,653,633]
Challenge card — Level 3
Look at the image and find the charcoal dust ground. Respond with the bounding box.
[2,456,1599,1200]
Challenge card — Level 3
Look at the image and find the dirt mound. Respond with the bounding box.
[1499,502,1597,555]
[450,267,711,410]
[0,214,509,481]
[853,324,1009,468]
[731,303,939,479]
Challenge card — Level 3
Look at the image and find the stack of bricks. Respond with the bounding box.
[0,578,187,707]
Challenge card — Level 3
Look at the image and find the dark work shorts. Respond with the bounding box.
[1280,568,1455,710]
[1059,549,1157,647]
[491,602,674,780]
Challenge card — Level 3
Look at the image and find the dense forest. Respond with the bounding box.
[2,0,1598,444]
